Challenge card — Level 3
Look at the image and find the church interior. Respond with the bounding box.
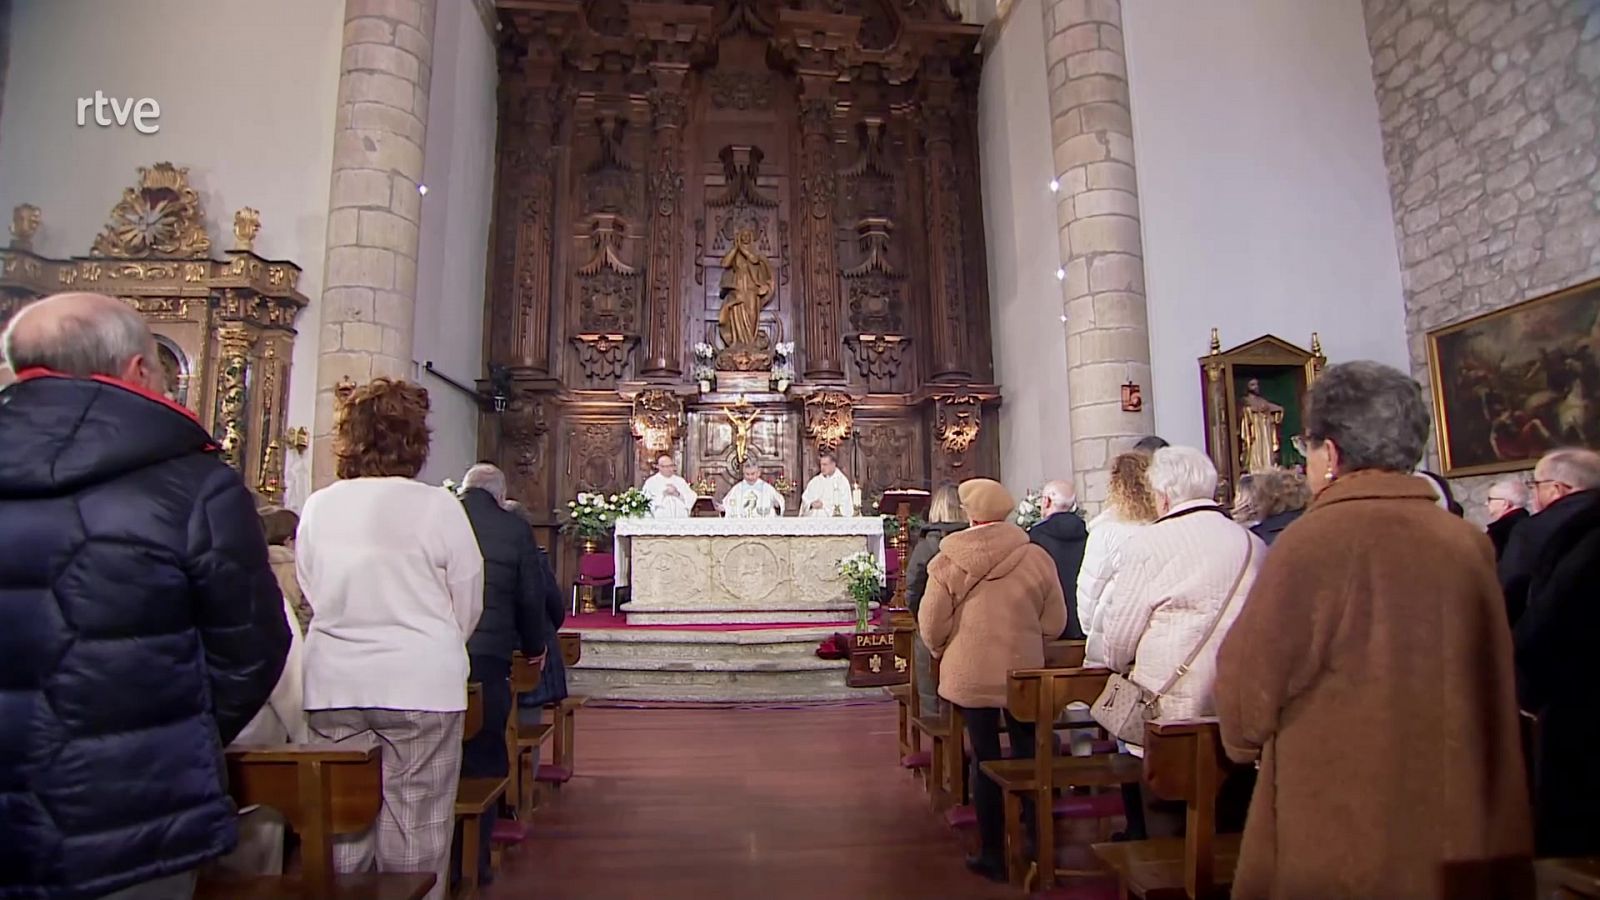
[1,0,1598,897]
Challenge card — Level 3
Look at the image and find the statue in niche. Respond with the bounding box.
[717,229,774,352]
[1238,377,1285,473]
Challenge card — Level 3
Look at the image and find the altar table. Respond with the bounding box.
[612,517,885,625]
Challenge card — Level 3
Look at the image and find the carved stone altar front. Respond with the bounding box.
[484,0,1000,588]
[614,517,886,625]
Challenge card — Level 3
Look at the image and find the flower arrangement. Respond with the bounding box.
[1014,488,1044,529]
[879,513,926,540]
[612,486,652,520]
[562,491,616,540]
[770,341,795,386]
[837,550,886,632]
[693,343,717,384]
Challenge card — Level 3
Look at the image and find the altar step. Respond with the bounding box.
[566,625,860,702]
[620,599,858,627]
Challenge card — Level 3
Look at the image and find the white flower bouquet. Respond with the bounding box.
[1014,488,1044,529]
[693,342,716,361]
[562,491,616,540]
[837,550,885,632]
[613,486,652,520]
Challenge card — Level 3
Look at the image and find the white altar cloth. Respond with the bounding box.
[612,516,885,588]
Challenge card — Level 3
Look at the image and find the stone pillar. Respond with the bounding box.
[797,83,845,381]
[313,0,438,486]
[1039,0,1154,506]
[0,0,10,162]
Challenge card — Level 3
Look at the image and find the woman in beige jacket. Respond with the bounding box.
[918,478,1067,882]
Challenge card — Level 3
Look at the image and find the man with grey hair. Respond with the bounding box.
[1499,447,1600,626]
[455,462,555,885]
[1484,476,1531,560]
[1029,479,1087,639]
[0,293,289,900]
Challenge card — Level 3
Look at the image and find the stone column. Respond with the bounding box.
[1039,0,1154,506]
[0,0,11,162]
[312,0,438,486]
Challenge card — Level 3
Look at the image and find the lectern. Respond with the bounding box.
[879,488,931,626]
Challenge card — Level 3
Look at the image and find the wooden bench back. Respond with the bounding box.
[559,632,582,666]
[1143,718,1227,898]
[224,745,383,891]
[510,652,545,695]
[1045,639,1086,668]
[464,682,483,741]
[1007,666,1112,781]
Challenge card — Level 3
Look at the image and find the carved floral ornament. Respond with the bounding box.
[804,390,855,453]
[630,388,684,453]
[92,163,213,259]
[935,393,981,458]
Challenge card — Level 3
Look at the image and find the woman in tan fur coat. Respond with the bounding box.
[919,478,1067,882]
[1215,361,1532,900]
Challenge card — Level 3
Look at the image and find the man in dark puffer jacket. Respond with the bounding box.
[0,293,289,900]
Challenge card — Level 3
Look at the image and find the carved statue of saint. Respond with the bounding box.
[1239,377,1286,474]
[717,229,774,351]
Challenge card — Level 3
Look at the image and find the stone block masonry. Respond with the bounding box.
[1038,0,1156,509]
[312,0,439,487]
[1362,0,1600,518]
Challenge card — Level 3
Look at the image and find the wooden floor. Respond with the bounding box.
[485,702,1021,900]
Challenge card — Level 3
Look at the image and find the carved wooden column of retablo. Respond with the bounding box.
[777,10,856,383]
[492,80,561,375]
[919,73,972,383]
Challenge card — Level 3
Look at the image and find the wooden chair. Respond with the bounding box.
[910,652,965,811]
[982,666,1143,890]
[454,683,508,900]
[1092,718,1242,899]
[196,745,434,900]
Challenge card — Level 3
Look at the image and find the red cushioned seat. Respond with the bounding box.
[491,819,528,846]
[899,750,932,769]
[944,804,978,829]
[1053,792,1124,819]
[533,764,572,784]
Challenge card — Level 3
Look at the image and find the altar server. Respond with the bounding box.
[802,451,857,517]
[722,459,785,518]
[642,453,696,519]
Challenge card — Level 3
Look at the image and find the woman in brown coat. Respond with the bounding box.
[1215,361,1532,900]
[919,478,1067,882]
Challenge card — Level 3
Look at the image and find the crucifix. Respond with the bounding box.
[725,396,761,465]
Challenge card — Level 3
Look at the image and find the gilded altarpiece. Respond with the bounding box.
[486,0,999,585]
[0,165,308,504]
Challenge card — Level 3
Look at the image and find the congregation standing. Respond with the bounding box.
[2,290,1598,899]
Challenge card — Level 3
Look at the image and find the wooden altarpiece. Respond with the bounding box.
[0,164,309,504]
[482,0,1002,583]
[1199,330,1325,507]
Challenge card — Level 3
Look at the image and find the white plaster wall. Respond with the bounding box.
[0,0,343,508]
[980,0,1075,495]
[412,0,496,487]
[1122,0,1411,449]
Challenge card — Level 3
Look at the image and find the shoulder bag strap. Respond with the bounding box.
[1150,530,1255,701]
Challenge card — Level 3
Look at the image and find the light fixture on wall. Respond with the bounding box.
[422,361,512,413]
[1049,178,1060,193]
[417,183,429,196]
[1055,267,1065,281]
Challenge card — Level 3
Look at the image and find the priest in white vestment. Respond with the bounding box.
[641,453,696,519]
[801,451,857,517]
[721,459,785,518]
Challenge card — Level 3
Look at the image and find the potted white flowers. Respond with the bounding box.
[771,341,795,392]
[1014,488,1044,529]
[693,342,716,392]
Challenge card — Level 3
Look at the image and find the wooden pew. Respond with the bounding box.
[1092,718,1242,899]
[888,625,916,765]
[911,653,963,811]
[455,683,508,900]
[1537,858,1600,898]
[539,632,586,789]
[982,666,1143,890]
[509,651,553,818]
[197,745,434,899]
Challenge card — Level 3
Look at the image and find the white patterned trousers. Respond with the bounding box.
[307,708,464,900]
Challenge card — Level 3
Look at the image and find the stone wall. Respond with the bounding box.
[1362,0,1600,519]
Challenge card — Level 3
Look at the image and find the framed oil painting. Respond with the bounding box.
[1426,277,1600,477]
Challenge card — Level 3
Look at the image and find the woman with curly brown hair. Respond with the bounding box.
[296,378,483,900]
[1078,451,1159,668]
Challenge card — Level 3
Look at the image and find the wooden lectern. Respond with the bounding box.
[879,488,931,628]
[691,496,718,517]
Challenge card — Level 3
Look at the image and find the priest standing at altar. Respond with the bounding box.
[802,452,857,517]
[641,453,696,519]
[722,459,785,518]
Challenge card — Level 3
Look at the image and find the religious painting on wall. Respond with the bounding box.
[1427,276,1600,477]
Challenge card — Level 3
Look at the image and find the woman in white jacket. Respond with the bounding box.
[1099,446,1266,838]
[1078,452,1159,666]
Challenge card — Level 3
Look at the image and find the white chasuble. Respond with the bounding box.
[801,471,856,518]
[722,479,785,518]
[642,473,696,519]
